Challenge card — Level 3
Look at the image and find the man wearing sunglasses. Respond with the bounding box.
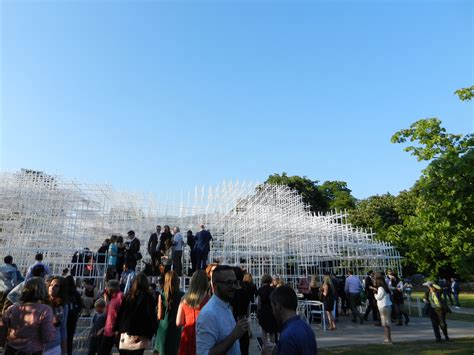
[197,265,249,355]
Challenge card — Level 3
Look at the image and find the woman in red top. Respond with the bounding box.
[176,270,210,355]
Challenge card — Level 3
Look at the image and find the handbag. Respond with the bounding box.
[119,333,150,351]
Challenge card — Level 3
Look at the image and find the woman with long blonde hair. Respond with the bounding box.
[154,271,184,355]
[320,275,337,330]
[176,271,210,355]
[307,274,319,300]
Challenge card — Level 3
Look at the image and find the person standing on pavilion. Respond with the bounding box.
[194,225,212,270]
[172,227,184,277]
[148,225,161,274]
[125,230,140,271]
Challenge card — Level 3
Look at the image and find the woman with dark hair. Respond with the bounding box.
[389,272,409,326]
[370,273,392,344]
[160,239,173,275]
[176,270,210,355]
[159,225,173,258]
[114,273,158,354]
[65,275,82,355]
[45,276,69,355]
[256,274,278,345]
[2,277,56,355]
[154,271,184,355]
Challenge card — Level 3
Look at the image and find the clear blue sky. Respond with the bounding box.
[1,0,472,199]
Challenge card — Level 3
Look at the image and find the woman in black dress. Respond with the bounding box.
[256,274,278,344]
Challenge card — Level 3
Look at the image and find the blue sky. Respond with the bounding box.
[1,0,472,199]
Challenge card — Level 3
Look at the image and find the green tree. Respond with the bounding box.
[349,193,401,241]
[318,180,356,211]
[454,85,474,101]
[391,115,474,278]
[264,173,356,213]
[264,173,328,212]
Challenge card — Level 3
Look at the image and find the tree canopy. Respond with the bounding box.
[264,173,356,213]
[389,117,474,278]
[454,85,474,101]
[263,87,473,279]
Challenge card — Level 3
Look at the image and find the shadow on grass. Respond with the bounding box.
[319,337,474,355]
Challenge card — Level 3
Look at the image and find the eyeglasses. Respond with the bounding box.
[214,280,239,286]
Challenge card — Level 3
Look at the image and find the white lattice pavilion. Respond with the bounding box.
[0,169,401,284]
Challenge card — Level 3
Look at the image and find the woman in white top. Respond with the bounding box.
[370,273,392,344]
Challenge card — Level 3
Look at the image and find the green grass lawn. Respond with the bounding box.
[320,337,474,355]
[410,292,474,309]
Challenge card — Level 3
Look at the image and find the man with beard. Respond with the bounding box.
[196,265,248,355]
[262,285,317,355]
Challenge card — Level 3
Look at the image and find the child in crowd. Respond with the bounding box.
[81,279,99,316]
[87,298,106,355]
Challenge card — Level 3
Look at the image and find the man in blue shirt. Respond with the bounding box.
[197,265,248,355]
[1,255,19,310]
[344,270,364,324]
[262,285,317,355]
[25,253,51,280]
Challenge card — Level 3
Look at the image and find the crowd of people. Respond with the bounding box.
[0,223,464,355]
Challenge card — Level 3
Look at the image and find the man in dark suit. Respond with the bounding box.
[186,230,197,274]
[125,230,140,270]
[148,225,161,274]
[363,270,379,323]
[194,224,213,270]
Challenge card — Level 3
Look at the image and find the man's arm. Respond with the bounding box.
[196,312,218,355]
[208,319,247,355]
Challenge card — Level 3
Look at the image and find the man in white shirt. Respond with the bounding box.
[197,265,248,355]
[172,227,184,276]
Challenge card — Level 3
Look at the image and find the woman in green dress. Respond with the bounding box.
[154,270,184,354]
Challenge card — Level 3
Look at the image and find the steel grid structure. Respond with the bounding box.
[0,169,401,282]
